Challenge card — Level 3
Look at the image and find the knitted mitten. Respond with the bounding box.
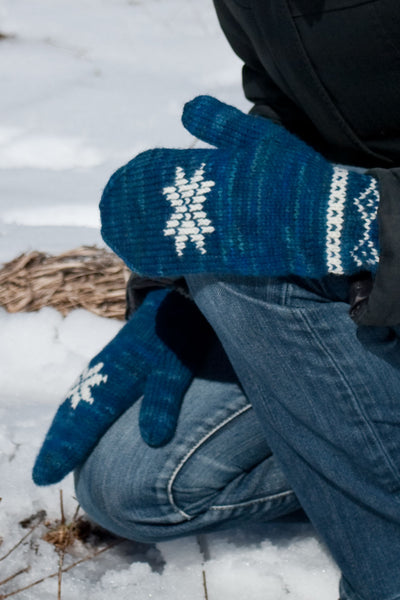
[33,288,211,486]
[100,96,380,279]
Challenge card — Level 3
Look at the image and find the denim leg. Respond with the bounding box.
[75,337,300,543]
[186,274,400,600]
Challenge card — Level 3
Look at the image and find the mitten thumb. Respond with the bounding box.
[182,95,270,149]
[139,365,193,446]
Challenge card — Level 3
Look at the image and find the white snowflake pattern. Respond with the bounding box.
[67,362,108,410]
[163,163,216,256]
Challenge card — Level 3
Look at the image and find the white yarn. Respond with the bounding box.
[68,362,108,410]
[351,178,380,268]
[163,164,215,256]
[326,165,348,274]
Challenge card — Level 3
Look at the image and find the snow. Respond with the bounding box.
[0,0,340,598]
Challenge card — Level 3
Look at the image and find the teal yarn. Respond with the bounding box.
[100,96,380,279]
[33,289,211,486]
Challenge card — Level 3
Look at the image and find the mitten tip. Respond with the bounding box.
[32,458,68,487]
[140,425,175,448]
[181,95,221,127]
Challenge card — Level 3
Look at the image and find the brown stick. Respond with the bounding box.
[0,569,30,588]
[197,535,210,600]
[0,524,40,562]
[72,503,80,523]
[59,490,65,526]
[57,551,64,600]
[0,541,120,599]
[202,570,209,600]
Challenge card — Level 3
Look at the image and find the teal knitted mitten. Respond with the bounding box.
[32,289,211,486]
[100,96,380,279]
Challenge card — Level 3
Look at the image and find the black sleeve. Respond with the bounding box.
[214,0,400,327]
[351,168,400,327]
[125,273,189,320]
[212,0,316,138]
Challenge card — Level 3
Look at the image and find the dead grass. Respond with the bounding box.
[0,246,130,320]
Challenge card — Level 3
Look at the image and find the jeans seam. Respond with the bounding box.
[167,403,253,519]
[298,307,400,492]
[218,279,290,307]
[209,489,295,511]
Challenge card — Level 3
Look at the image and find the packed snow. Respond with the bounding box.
[0,0,340,598]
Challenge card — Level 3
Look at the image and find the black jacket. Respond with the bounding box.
[213,0,400,325]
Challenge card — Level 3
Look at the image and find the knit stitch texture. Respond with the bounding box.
[33,288,211,486]
[100,96,380,279]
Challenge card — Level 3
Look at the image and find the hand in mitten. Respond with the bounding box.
[100,96,380,279]
[32,289,212,486]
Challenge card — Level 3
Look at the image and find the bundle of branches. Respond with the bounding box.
[0,246,130,320]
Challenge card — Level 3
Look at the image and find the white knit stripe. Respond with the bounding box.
[326,166,348,274]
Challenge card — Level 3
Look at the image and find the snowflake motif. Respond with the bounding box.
[67,362,108,410]
[163,163,215,256]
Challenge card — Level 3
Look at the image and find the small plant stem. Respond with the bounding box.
[0,569,30,587]
[202,569,209,600]
[72,503,80,523]
[57,550,64,600]
[57,489,65,600]
[59,490,65,525]
[0,541,120,600]
[197,535,210,600]
[0,524,39,562]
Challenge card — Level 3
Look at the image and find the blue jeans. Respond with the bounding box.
[75,334,300,537]
[75,274,400,600]
[186,274,400,600]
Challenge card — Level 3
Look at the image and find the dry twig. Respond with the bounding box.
[0,541,120,600]
[0,493,120,600]
[42,491,88,599]
[0,520,44,563]
[202,570,209,600]
[0,569,30,588]
[197,535,210,600]
[57,491,65,600]
[57,551,63,600]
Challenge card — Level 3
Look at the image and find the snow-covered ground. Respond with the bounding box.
[0,1,339,598]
